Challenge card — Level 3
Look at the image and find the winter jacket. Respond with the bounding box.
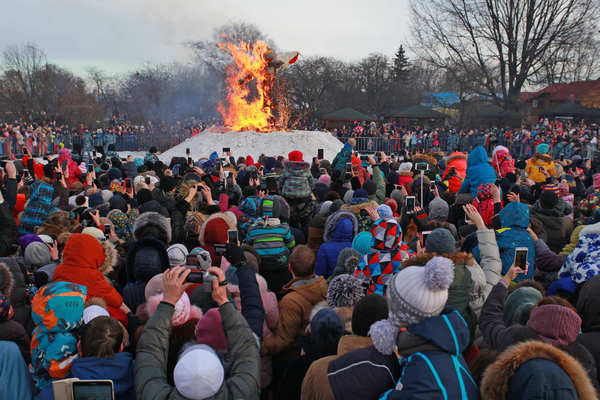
[315,211,358,278]
[490,146,515,178]
[577,275,600,385]
[262,275,327,357]
[481,341,597,400]
[144,152,159,164]
[354,218,415,295]
[57,153,82,187]
[396,171,413,188]
[531,205,574,253]
[1,257,33,334]
[480,282,599,388]
[525,153,556,183]
[370,166,386,204]
[301,335,373,400]
[0,202,17,257]
[327,310,479,400]
[533,239,566,289]
[474,202,535,282]
[134,301,260,400]
[458,146,496,198]
[19,180,58,235]
[0,341,34,400]
[442,152,467,193]
[37,352,135,400]
[469,228,503,316]
[332,143,353,171]
[281,161,314,200]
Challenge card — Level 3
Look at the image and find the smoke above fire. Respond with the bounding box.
[217,39,298,132]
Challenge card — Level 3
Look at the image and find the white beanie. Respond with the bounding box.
[167,244,189,267]
[82,227,105,241]
[398,162,413,172]
[174,344,224,399]
[369,256,454,355]
[83,305,110,324]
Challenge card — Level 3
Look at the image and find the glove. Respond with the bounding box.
[225,243,246,267]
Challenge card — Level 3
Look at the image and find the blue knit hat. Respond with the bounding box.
[376,204,393,220]
[536,143,550,155]
[352,231,373,256]
[351,189,369,205]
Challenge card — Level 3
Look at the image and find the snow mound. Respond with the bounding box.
[157,130,343,163]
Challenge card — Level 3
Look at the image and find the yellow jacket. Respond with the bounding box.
[526,154,556,183]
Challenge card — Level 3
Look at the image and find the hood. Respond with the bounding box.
[403,309,470,355]
[324,211,358,242]
[125,237,169,283]
[371,218,401,251]
[71,353,134,397]
[499,202,530,229]
[576,275,600,332]
[133,211,172,245]
[446,152,467,163]
[341,200,379,216]
[467,146,489,167]
[481,341,596,400]
[531,153,554,164]
[60,233,111,272]
[283,275,327,304]
[284,160,310,172]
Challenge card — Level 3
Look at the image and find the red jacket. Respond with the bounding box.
[442,152,467,193]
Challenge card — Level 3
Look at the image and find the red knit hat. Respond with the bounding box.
[62,233,106,270]
[202,218,229,244]
[288,150,303,162]
[246,155,255,166]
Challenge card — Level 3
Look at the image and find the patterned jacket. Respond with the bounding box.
[280,161,313,200]
[19,180,57,235]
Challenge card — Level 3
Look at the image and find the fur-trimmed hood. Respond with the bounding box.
[324,210,358,242]
[125,237,169,283]
[531,152,554,163]
[283,160,310,171]
[401,252,474,269]
[446,152,467,163]
[0,262,13,297]
[412,153,438,166]
[198,211,237,246]
[133,211,172,244]
[481,341,597,400]
[341,200,379,216]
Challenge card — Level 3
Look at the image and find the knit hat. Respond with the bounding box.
[428,197,449,222]
[190,248,212,270]
[24,241,51,268]
[334,248,362,277]
[195,308,228,352]
[327,274,364,308]
[82,227,105,241]
[542,183,560,194]
[174,344,224,400]
[144,274,164,300]
[376,204,393,220]
[136,188,153,204]
[109,194,127,212]
[398,162,412,172]
[146,292,202,327]
[288,150,303,162]
[425,228,457,255]
[352,232,373,256]
[343,190,354,205]
[503,286,543,326]
[319,200,333,216]
[351,189,369,205]
[526,304,582,347]
[167,244,189,267]
[390,189,403,206]
[259,196,281,218]
[351,294,389,336]
[318,174,331,186]
[364,180,377,196]
[369,257,454,354]
[303,309,345,357]
[37,235,54,245]
[82,305,110,324]
[536,143,550,155]
[108,168,122,181]
[19,234,43,255]
[540,190,559,210]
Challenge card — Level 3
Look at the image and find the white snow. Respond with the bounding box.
[156,130,344,163]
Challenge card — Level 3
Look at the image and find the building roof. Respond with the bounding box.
[322,107,376,121]
[525,79,600,102]
[390,105,446,119]
[421,92,460,108]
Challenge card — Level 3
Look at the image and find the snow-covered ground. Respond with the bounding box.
[156,130,343,163]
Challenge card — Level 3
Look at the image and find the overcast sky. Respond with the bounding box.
[0,0,411,76]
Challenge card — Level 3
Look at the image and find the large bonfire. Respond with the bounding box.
[217,39,298,132]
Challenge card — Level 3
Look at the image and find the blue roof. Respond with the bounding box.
[421,92,460,108]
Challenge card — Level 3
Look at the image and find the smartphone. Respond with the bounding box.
[317,148,324,159]
[124,178,131,190]
[56,172,62,181]
[560,154,564,161]
[215,243,226,256]
[259,165,264,173]
[319,168,326,175]
[515,247,528,272]
[228,229,238,244]
[62,158,67,172]
[145,177,151,185]
[23,168,30,178]
[103,224,111,239]
[87,164,94,173]
[406,196,415,212]
[27,158,34,172]
[186,147,190,155]
[415,162,429,171]
[421,230,432,246]
[222,147,230,153]
[72,380,114,400]
[345,162,352,172]
[430,181,436,191]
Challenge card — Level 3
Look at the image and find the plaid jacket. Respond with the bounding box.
[280,161,313,200]
[19,180,57,235]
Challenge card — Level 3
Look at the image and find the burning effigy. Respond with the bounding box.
[217,39,298,132]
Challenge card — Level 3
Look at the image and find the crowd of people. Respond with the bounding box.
[2,129,600,399]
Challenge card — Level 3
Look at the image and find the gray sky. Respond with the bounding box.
[0,0,411,76]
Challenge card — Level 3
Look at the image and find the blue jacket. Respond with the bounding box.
[36,352,135,400]
[19,181,57,235]
[315,211,358,278]
[332,143,353,171]
[458,146,496,198]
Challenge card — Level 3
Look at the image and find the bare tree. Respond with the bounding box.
[411,0,599,109]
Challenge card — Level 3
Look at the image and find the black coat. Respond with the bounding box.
[577,275,600,385]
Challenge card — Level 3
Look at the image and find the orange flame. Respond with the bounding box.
[218,40,277,132]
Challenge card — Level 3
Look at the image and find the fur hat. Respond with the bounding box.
[174,344,224,400]
[369,257,454,355]
[133,211,172,244]
[327,274,364,308]
[334,248,362,277]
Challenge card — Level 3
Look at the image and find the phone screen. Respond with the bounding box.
[72,381,114,400]
[228,230,238,243]
[317,149,324,159]
[515,249,528,270]
[62,159,67,172]
[406,196,415,212]
[421,231,431,246]
[103,224,111,238]
[186,148,190,155]
[186,271,204,284]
